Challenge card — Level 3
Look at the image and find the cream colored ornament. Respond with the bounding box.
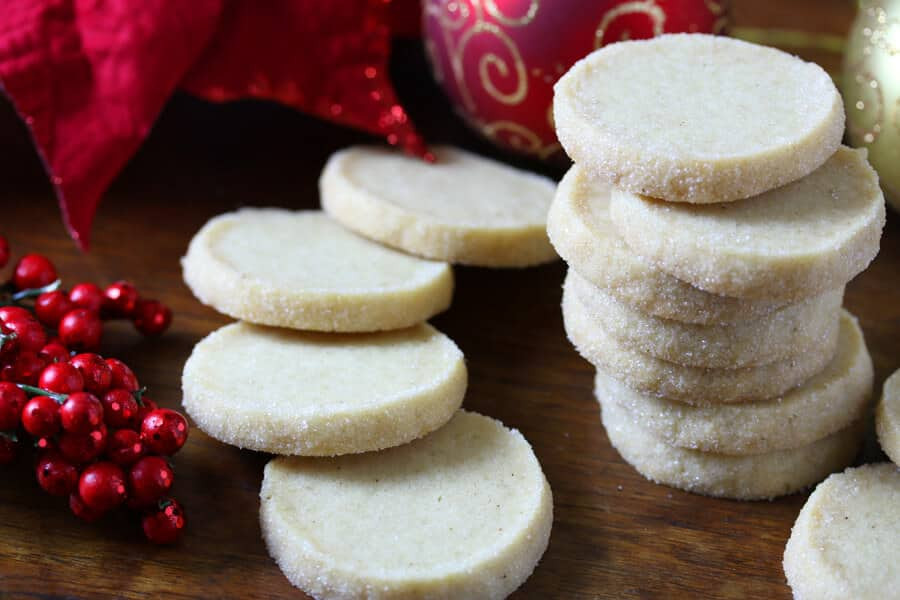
[844,0,900,209]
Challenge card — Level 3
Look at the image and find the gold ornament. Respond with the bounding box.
[843,0,900,209]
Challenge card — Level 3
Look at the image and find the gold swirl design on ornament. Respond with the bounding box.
[424,0,470,31]
[482,0,539,27]
[704,0,726,16]
[482,121,560,158]
[594,1,666,48]
[453,21,528,109]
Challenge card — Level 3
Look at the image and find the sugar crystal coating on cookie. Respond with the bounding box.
[182,321,467,456]
[784,463,900,599]
[260,410,553,599]
[554,34,844,203]
[321,145,557,267]
[181,208,453,331]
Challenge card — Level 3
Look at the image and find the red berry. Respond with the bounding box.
[35,290,74,327]
[58,309,102,352]
[0,236,8,269]
[21,396,61,437]
[58,424,107,464]
[59,392,104,434]
[0,351,46,385]
[12,254,57,290]
[38,342,70,365]
[0,324,17,363]
[69,353,112,395]
[69,283,104,312]
[0,434,17,464]
[142,499,185,544]
[128,456,174,508]
[78,461,127,512]
[141,409,188,455]
[105,359,139,392]
[39,362,84,394]
[102,281,139,318]
[36,451,79,496]
[106,429,145,466]
[0,306,32,323]
[69,492,106,522]
[3,314,47,353]
[101,388,139,429]
[133,299,172,336]
[0,382,26,430]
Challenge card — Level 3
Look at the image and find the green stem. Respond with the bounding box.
[11,279,61,302]
[133,386,148,406]
[16,384,66,404]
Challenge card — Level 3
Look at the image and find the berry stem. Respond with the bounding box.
[133,387,148,406]
[11,279,61,302]
[15,383,67,403]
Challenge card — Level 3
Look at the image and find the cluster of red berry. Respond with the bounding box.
[0,237,187,544]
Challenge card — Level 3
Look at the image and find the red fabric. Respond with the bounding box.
[0,0,424,249]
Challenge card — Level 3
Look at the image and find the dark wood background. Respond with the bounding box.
[0,1,891,598]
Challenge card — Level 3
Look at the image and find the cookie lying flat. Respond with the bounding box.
[569,269,842,368]
[547,166,785,324]
[260,411,553,599]
[554,34,843,204]
[595,310,873,454]
[609,147,885,302]
[320,146,557,267]
[784,463,900,599]
[182,321,466,456]
[877,369,900,465]
[561,277,838,404]
[182,208,453,331]
[600,396,863,500]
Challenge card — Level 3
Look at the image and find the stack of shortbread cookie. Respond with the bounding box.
[179,145,558,599]
[550,34,886,500]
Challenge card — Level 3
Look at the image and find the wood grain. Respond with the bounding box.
[0,1,891,598]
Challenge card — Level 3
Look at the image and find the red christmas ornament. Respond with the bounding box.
[423,0,728,160]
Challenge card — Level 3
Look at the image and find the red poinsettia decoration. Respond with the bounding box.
[0,0,425,249]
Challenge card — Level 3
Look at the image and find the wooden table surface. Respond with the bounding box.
[0,1,892,598]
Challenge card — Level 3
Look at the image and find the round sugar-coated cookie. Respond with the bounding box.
[547,166,785,324]
[320,145,557,267]
[877,370,900,465]
[599,395,864,500]
[181,208,453,332]
[609,147,885,302]
[182,321,466,456]
[784,463,900,599]
[595,309,873,455]
[260,410,553,599]
[569,269,842,368]
[561,276,838,404]
[554,34,844,204]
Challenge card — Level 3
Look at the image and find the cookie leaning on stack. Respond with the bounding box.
[551,33,885,500]
[181,146,559,598]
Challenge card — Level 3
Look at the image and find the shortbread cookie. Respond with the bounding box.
[600,396,863,500]
[569,269,842,368]
[609,147,885,302]
[784,463,900,599]
[561,277,838,404]
[547,166,785,324]
[182,208,453,331]
[877,370,900,465]
[182,321,466,456]
[260,410,553,599]
[595,310,873,454]
[320,145,557,267]
[554,34,844,204]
